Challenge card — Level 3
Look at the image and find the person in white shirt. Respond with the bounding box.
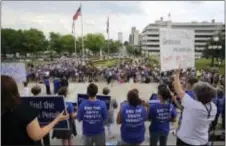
[173,68,217,146]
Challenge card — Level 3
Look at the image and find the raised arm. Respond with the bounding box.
[173,69,185,100]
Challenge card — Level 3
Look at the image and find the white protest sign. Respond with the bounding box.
[160,28,195,72]
[1,63,26,83]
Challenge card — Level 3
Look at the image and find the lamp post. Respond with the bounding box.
[207,36,222,66]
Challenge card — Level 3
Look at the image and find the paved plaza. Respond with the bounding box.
[17,82,224,145]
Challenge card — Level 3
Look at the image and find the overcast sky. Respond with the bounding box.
[2,1,225,41]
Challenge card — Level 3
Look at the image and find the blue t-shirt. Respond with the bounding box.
[149,103,177,134]
[66,102,74,114]
[216,97,225,114]
[53,79,61,93]
[44,79,50,87]
[77,99,107,136]
[121,103,147,144]
[150,93,158,100]
[186,90,196,100]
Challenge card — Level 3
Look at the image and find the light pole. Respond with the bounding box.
[207,36,222,66]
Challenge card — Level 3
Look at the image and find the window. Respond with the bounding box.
[147,35,159,37]
[147,40,159,42]
[195,30,214,33]
[146,45,159,47]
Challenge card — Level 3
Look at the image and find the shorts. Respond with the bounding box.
[83,132,106,146]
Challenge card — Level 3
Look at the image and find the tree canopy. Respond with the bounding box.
[1,28,122,55]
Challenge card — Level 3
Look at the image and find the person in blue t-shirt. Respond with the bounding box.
[44,76,51,95]
[53,77,61,94]
[211,88,225,131]
[117,89,148,145]
[77,83,108,146]
[149,84,177,146]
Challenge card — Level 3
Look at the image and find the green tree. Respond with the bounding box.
[84,33,105,53]
[1,28,23,55]
[60,34,75,53]
[22,28,47,54]
[49,32,63,53]
[203,33,225,66]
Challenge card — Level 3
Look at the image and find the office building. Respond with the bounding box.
[129,27,140,45]
[141,17,225,57]
[118,32,123,44]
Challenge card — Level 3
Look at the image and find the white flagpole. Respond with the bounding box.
[107,16,110,59]
[80,3,84,62]
[168,12,171,28]
[73,21,77,59]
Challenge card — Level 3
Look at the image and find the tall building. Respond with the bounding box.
[141,17,225,57]
[118,32,123,44]
[129,27,140,45]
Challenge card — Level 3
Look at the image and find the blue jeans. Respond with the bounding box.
[150,132,168,146]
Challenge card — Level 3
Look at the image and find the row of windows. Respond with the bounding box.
[145,34,222,38]
[143,40,208,43]
[143,49,205,53]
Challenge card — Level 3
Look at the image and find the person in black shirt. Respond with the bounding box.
[1,75,69,146]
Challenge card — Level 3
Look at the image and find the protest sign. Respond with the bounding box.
[1,63,26,83]
[159,28,195,72]
[22,96,68,129]
[77,94,111,110]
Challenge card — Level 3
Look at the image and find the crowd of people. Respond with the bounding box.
[25,57,156,85]
[2,58,225,146]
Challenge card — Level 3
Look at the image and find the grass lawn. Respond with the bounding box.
[149,56,225,74]
[195,58,225,74]
[93,58,131,68]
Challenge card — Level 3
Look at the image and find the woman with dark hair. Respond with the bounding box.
[117,89,148,145]
[52,87,77,146]
[1,75,69,145]
[148,84,177,146]
[173,69,217,146]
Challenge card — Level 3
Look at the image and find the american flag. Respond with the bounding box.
[73,7,81,21]
[72,6,81,34]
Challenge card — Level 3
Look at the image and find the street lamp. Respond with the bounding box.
[207,36,222,66]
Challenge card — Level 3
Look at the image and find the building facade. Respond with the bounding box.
[141,18,225,57]
[118,32,123,44]
[129,27,140,45]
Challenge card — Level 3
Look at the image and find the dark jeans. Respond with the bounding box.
[43,133,50,146]
[176,138,207,146]
[150,132,168,146]
[45,85,51,95]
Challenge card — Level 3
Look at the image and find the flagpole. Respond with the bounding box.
[107,16,110,59]
[73,21,77,59]
[80,3,84,62]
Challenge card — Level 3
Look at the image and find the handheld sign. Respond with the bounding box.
[77,94,111,110]
[160,28,195,72]
[22,96,69,129]
[1,63,26,83]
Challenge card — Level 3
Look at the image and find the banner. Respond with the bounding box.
[159,28,195,72]
[22,96,68,129]
[1,63,26,83]
[77,94,111,110]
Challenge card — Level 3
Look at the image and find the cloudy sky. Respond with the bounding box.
[2,1,224,41]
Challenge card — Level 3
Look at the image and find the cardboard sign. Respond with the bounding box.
[77,94,111,110]
[22,96,69,129]
[160,28,195,72]
[1,63,26,83]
